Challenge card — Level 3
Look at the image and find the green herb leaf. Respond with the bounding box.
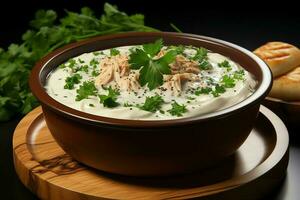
[129,39,177,90]
[75,81,97,101]
[128,48,149,69]
[64,74,82,89]
[218,60,232,71]
[192,47,212,70]
[192,47,208,61]
[233,69,245,80]
[167,101,187,116]
[212,84,226,97]
[221,75,236,88]
[110,48,120,56]
[139,94,164,112]
[99,86,120,108]
[0,2,161,121]
[195,87,212,95]
[142,38,163,57]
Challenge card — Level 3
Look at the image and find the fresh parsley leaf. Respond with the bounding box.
[0,2,162,121]
[139,94,164,112]
[92,70,100,77]
[168,45,185,55]
[64,74,82,89]
[76,65,89,73]
[221,75,236,88]
[233,70,245,80]
[192,47,208,61]
[218,60,232,71]
[110,48,120,56]
[129,39,177,90]
[89,58,99,66]
[212,84,226,97]
[142,38,163,57]
[128,48,149,69]
[75,81,97,101]
[167,101,187,117]
[123,102,133,107]
[66,59,77,70]
[192,47,212,70]
[78,58,85,63]
[199,59,212,70]
[195,87,212,95]
[99,86,120,108]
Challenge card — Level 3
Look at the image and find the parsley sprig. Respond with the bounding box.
[75,81,97,101]
[129,39,177,90]
[192,47,212,70]
[0,2,161,121]
[139,94,164,112]
[99,86,120,108]
[167,101,187,116]
[64,73,82,89]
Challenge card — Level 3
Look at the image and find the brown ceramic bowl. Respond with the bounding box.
[30,32,272,176]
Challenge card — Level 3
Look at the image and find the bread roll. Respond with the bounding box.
[254,42,300,77]
[269,66,300,101]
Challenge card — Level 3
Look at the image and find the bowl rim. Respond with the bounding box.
[30,32,272,128]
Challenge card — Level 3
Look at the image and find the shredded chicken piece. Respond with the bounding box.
[170,55,200,74]
[95,54,141,92]
[95,54,130,86]
[118,72,140,92]
[161,73,199,96]
[95,55,129,85]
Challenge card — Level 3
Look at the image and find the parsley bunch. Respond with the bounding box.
[129,39,177,90]
[0,3,160,121]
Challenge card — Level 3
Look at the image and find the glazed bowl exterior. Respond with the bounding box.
[29,32,272,176]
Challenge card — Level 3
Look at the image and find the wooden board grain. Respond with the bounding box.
[13,106,289,200]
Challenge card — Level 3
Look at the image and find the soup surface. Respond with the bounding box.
[46,39,257,120]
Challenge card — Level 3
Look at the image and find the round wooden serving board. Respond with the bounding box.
[13,106,289,200]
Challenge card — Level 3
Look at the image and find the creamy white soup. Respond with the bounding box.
[46,39,257,120]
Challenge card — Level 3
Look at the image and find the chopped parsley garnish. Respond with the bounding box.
[187,96,195,100]
[93,52,101,56]
[75,81,97,101]
[90,58,99,66]
[64,73,82,89]
[89,103,95,107]
[192,47,212,70]
[92,70,100,77]
[168,45,185,55]
[195,87,212,95]
[110,48,120,56]
[233,69,245,80]
[192,47,208,61]
[99,86,120,108]
[212,84,226,97]
[221,75,235,88]
[67,59,77,69]
[167,101,187,117]
[218,60,232,71]
[139,94,164,112]
[76,65,89,73]
[123,102,133,107]
[78,58,85,64]
[129,39,177,90]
